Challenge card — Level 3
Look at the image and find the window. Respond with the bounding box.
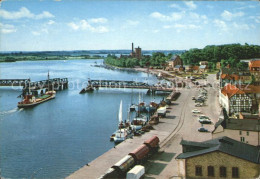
[240,137,245,142]
[247,131,249,136]
[195,166,202,176]
[233,101,236,105]
[208,166,214,177]
[232,167,239,178]
[239,131,242,135]
[220,166,227,177]
[240,101,244,105]
[245,100,249,105]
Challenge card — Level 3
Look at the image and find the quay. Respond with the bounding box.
[67,74,220,179]
[79,79,174,94]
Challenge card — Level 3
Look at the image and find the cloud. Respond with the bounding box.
[150,12,183,21]
[67,19,109,33]
[184,1,197,10]
[89,18,107,24]
[169,4,183,10]
[32,31,41,36]
[47,20,55,25]
[0,7,54,20]
[232,22,249,30]
[214,19,228,31]
[221,10,244,21]
[163,23,201,31]
[0,23,17,34]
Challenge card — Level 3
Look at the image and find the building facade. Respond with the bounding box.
[249,59,260,85]
[130,43,142,60]
[176,137,260,178]
[168,55,183,70]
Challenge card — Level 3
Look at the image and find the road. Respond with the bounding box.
[143,74,221,178]
[67,74,220,179]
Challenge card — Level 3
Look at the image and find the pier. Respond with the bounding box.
[80,79,174,94]
[0,78,69,95]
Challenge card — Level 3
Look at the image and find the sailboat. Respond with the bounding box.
[112,100,129,143]
[129,88,136,111]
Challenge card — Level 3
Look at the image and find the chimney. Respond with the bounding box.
[132,43,134,53]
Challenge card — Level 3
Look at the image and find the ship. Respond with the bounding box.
[17,72,56,108]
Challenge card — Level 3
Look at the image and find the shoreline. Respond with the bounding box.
[67,67,186,178]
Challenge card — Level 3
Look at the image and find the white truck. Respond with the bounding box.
[126,165,145,179]
[157,106,167,117]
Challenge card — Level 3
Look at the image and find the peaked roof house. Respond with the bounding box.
[249,59,260,85]
[176,136,260,178]
[212,108,260,146]
[167,55,183,71]
[219,83,260,115]
[220,68,252,87]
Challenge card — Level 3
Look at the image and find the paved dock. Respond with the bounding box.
[67,74,220,179]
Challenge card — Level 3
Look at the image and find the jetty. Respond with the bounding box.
[0,78,68,95]
[80,79,174,94]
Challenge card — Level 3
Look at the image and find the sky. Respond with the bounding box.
[0,0,260,51]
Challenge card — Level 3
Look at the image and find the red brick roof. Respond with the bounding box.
[221,84,260,98]
[221,84,245,98]
[249,60,260,68]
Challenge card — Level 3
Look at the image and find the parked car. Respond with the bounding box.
[199,119,212,124]
[195,99,205,103]
[192,96,196,100]
[192,109,201,113]
[198,127,208,132]
[195,103,203,107]
[198,115,210,120]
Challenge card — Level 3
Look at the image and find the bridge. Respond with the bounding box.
[0,78,69,95]
[80,79,174,94]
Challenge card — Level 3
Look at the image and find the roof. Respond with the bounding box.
[220,74,239,81]
[220,118,260,132]
[170,55,180,61]
[174,65,182,69]
[199,65,207,69]
[193,66,199,70]
[221,84,245,98]
[221,68,251,76]
[249,60,260,68]
[176,136,260,164]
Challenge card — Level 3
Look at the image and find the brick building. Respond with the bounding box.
[130,43,142,60]
[176,137,260,178]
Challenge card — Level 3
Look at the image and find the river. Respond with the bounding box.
[0,59,168,178]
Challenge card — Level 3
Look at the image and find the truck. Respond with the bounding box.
[126,165,145,179]
[157,106,166,117]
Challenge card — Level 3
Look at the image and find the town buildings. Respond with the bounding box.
[249,59,260,85]
[212,109,260,146]
[167,55,183,71]
[130,43,142,60]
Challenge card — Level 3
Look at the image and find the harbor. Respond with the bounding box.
[0,59,171,178]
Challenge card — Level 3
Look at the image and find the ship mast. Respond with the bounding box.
[47,70,50,91]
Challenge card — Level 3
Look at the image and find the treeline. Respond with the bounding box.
[104,53,173,68]
[181,43,260,69]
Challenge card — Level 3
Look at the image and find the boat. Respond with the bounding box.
[17,72,56,108]
[111,100,130,143]
[146,101,158,114]
[131,114,147,131]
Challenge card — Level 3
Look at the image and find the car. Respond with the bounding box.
[195,99,205,103]
[192,96,196,100]
[199,119,212,124]
[198,127,208,132]
[192,109,201,113]
[195,103,203,107]
[198,115,210,120]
